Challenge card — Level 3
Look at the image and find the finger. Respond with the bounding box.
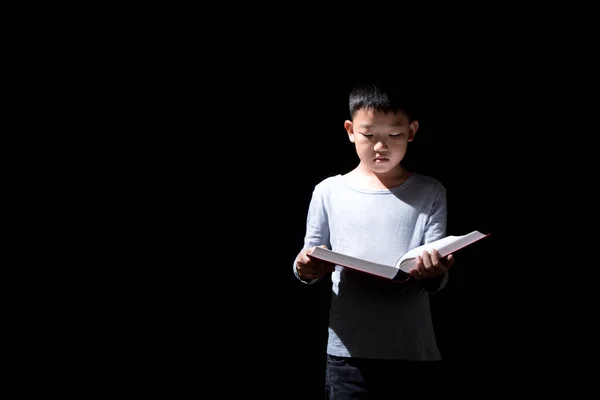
[409,268,421,279]
[430,249,440,266]
[421,250,433,269]
[427,249,442,277]
[296,256,314,277]
[297,261,317,278]
[420,251,434,277]
[299,263,317,277]
[445,254,455,269]
[412,256,425,279]
[302,272,318,280]
[430,249,447,276]
[317,261,336,274]
[323,262,336,273]
[308,245,328,254]
[311,261,334,275]
[311,257,334,271]
[300,259,334,277]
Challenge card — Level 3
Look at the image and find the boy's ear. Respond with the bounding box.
[344,120,355,143]
[408,120,419,142]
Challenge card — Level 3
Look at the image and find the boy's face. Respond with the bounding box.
[344,108,418,175]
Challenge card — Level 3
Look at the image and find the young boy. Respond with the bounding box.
[294,83,455,398]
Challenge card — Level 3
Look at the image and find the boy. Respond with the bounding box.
[294,83,454,398]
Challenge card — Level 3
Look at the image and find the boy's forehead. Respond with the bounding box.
[354,108,409,126]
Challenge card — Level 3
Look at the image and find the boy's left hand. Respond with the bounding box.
[409,249,454,280]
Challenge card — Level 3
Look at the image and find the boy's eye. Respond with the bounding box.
[360,133,403,138]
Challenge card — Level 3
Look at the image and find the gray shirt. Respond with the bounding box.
[294,172,448,360]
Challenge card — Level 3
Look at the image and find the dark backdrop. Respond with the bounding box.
[38,15,594,397]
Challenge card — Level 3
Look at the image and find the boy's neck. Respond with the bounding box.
[347,163,412,190]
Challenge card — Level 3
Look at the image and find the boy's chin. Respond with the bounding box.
[368,162,397,173]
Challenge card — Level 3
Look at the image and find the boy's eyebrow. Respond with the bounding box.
[359,122,405,129]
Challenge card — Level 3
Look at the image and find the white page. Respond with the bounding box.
[396,231,487,272]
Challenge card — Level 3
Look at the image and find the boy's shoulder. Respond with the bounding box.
[315,174,343,186]
[312,174,344,192]
[410,172,446,191]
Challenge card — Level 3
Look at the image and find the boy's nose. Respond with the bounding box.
[374,141,388,152]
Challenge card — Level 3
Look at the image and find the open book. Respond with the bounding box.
[307,230,489,281]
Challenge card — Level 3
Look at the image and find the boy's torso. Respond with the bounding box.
[316,172,445,360]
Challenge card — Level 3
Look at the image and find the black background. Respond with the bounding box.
[18,11,597,397]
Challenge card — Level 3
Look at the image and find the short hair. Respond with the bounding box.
[348,82,420,122]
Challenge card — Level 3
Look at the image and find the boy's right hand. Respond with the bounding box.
[296,245,336,281]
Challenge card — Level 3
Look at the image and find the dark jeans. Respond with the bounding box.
[325,354,443,399]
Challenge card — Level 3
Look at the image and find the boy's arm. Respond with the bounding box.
[421,187,449,294]
[294,185,331,284]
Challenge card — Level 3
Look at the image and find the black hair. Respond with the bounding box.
[348,82,420,122]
